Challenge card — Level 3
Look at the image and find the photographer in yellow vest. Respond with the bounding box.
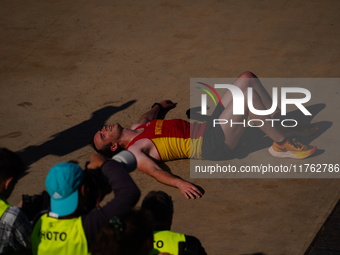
[31,153,140,255]
[141,191,207,255]
[0,148,31,254]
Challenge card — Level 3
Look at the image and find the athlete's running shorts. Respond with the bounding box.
[201,103,231,160]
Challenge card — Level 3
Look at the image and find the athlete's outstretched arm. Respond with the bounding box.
[130,147,202,199]
[131,100,177,129]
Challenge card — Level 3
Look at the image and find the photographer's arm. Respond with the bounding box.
[87,154,140,216]
[100,161,140,212]
[83,154,140,247]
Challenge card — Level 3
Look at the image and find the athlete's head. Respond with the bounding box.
[92,124,123,158]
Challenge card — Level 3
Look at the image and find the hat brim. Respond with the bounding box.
[50,189,79,217]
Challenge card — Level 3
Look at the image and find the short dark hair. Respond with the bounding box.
[0,148,25,183]
[92,209,153,255]
[141,190,174,231]
[82,167,112,212]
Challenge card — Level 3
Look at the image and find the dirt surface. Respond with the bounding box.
[1,1,339,254]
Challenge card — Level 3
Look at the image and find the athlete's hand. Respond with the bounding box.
[159,100,177,110]
[177,180,203,199]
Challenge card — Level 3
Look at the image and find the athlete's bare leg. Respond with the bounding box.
[227,72,318,136]
[219,71,280,119]
[217,71,285,149]
[213,71,317,159]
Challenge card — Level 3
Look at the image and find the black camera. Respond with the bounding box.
[21,191,50,223]
[21,168,111,223]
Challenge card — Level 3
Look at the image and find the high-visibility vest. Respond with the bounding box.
[151,230,186,255]
[0,199,11,218]
[31,213,89,255]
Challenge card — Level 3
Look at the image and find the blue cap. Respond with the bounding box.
[45,162,84,217]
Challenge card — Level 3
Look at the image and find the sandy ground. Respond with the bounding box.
[1,1,339,254]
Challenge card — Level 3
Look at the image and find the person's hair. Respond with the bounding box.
[141,190,174,231]
[81,167,111,213]
[0,148,25,183]
[92,209,153,255]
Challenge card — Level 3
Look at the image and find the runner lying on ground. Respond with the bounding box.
[92,71,318,199]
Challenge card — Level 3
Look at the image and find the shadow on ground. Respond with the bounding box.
[16,100,136,167]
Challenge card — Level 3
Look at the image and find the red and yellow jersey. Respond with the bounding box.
[127,119,206,161]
